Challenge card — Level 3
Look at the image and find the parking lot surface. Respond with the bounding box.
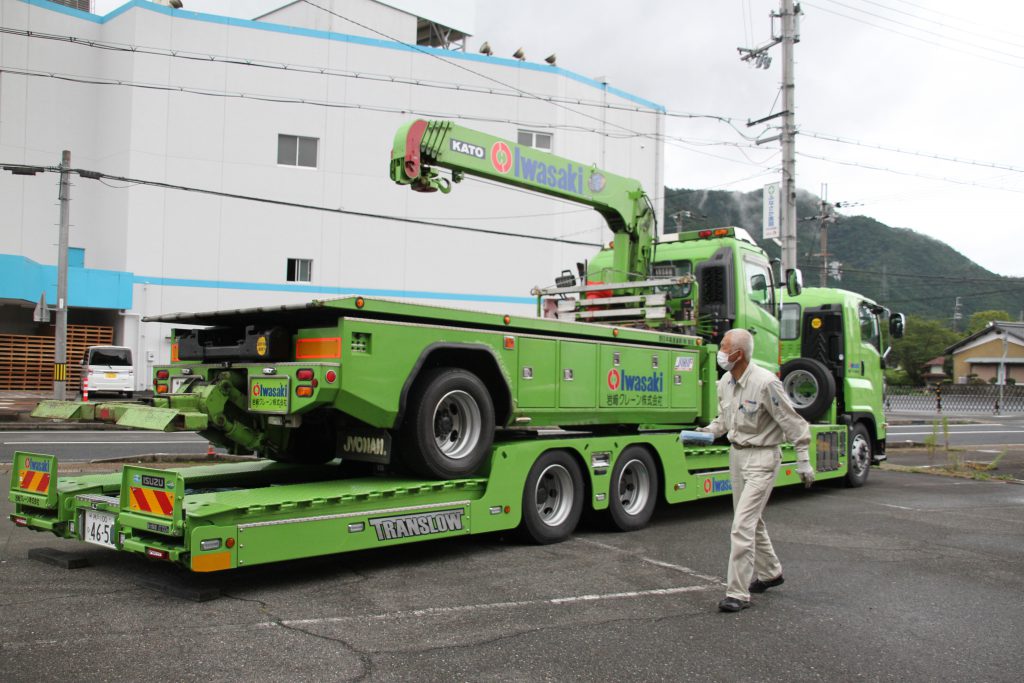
[2,468,1022,682]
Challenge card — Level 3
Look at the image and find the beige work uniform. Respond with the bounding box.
[705,362,811,601]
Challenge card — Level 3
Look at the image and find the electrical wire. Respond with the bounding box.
[854,0,1024,50]
[802,130,1024,174]
[0,162,603,247]
[804,1,1024,70]
[817,0,1024,60]
[798,151,1024,195]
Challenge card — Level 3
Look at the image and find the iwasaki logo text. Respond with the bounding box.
[513,147,585,194]
[369,509,465,541]
[252,383,288,397]
[608,370,664,393]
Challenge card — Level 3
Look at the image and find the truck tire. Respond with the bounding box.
[404,367,495,479]
[608,446,658,532]
[780,358,836,421]
[846,422,872,488]
[520,450,584,544]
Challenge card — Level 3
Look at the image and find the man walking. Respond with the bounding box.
[699,328,814,613]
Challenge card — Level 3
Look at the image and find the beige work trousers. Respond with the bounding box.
[725,446,783,601]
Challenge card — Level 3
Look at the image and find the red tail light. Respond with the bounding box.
[296,369,314,381]
[146,547,170,560]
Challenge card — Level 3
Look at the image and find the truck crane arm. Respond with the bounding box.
[390,119,655,285]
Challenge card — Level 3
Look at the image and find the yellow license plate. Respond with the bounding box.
[105,372,117,379]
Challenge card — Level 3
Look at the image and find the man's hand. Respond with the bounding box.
[796,458,815,487]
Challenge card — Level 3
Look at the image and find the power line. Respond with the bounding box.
[817,0,1024,61]
[0,162,602,248]
[798,151,1024,195]
[19,23,1022,176]
[803,1,1024,70]
[795,259,1024,285]
[854,0,1024,50]
[802,130,1024,174]
[0,66,777,170]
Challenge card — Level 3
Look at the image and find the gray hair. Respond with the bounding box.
[724,328,755,361]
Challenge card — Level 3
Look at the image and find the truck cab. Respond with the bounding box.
[584,227,780,372]
[779,288,905,479]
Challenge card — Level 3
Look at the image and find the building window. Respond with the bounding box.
[278,134,318,168]
[517,129,552,151]
[287,258,313,282]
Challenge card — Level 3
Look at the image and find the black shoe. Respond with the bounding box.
[718,597,751,612]
[749,574,785,594]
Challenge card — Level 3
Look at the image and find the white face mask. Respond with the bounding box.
[717,349,738,371]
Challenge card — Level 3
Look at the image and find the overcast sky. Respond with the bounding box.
[93,1,1024,278]
[473,0,1024,278]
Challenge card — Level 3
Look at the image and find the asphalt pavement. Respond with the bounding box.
[2,463,1022,681]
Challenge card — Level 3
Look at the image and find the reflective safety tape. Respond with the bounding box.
[18,469,51,494]
[129,486,175,517]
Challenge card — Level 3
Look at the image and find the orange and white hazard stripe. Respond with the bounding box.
[128,486,175,517]
[18,470,51,494]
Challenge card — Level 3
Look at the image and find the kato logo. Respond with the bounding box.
[369,509,465,541]
[450,138,485,159]
[491,141,513,173]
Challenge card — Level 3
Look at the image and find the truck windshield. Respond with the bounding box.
[654,259,692,299]
[780,303,801,340]
[743,258,775,311]
[859,304,880,351]
[88,348,132,366]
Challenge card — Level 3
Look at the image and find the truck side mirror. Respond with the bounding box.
[785,268,803,297]
[890,312,906,339]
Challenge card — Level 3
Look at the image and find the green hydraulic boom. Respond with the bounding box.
[390,119,656,286]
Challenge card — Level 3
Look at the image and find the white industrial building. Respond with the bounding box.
[0,0,665,390]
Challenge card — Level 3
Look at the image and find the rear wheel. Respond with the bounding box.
[608,446,658,531]
[780,358,836,421]
[520,450,584,544]
[846,422,872,487]
[404,367,495,479]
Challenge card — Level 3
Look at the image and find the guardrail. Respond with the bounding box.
[885,384,1024,414]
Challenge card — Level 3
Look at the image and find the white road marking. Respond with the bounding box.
[884,430,1024,436]
[2,440,205,445]
[266,583,718,629]
[876,503,918,511]
[574,536,724,584]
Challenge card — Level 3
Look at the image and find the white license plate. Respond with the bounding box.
[84,509,116,549]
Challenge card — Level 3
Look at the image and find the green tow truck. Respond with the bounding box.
[11,120,852,573]
[779,288,905,484]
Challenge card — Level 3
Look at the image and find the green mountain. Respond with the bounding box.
[663,187,1024,322]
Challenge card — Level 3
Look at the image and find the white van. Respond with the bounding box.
[82,346,135,398]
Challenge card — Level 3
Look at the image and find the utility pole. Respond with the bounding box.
[54,150,71,400]
[813,183,836,287]
[740,0,801,273]
[780,0,799,274]
[952,296,963,332]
